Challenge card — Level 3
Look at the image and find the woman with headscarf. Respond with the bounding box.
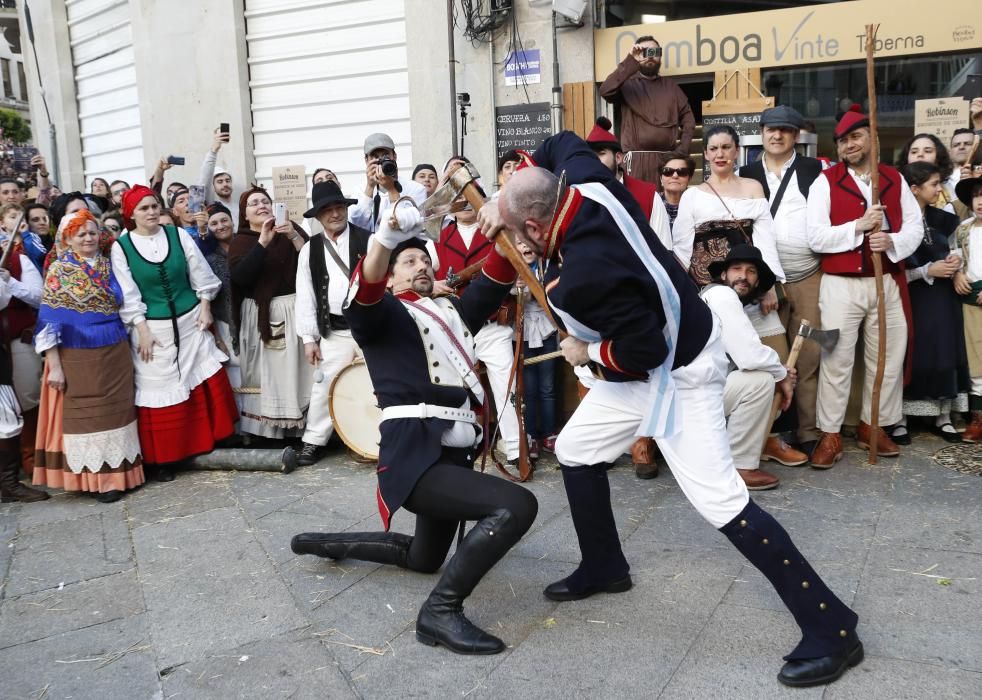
[111,185,238,480]
[229,186,312,439]
[32,210,145,501]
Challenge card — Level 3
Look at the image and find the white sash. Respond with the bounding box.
[575,182,682,439]
[401,297,485,403]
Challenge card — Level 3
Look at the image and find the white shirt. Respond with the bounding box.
[754,153,820,282]
[295,227,352,344]
[673,188,787,282]
[349,178,428,232]
[110,227,221,326]
[1,253,41,309]
[198,150,240,225]
[806,169,923,264]
[456,220,479,249]
[962,225,982,283]
[702,284,787,382]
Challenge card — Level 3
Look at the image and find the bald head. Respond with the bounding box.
[499,167,560,231]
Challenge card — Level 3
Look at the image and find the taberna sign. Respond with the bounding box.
[594,0,980,78]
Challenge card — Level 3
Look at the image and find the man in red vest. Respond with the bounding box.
[586,117,672,251]
[805,107,922,467]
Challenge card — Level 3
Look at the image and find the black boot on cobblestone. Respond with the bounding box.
[291,532,412,568]
[0,438,49,503]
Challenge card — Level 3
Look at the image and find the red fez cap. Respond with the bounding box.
[586,116,621,151]
[121,185,157,230]
[834,104,870,141]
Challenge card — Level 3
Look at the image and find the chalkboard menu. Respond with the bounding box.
[496,102,552,160]
[702,112,762,137]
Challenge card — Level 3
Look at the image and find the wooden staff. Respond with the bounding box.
[865,23,886,465]
[513,287,532,480]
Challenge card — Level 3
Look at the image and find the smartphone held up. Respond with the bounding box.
[274,202,289,226]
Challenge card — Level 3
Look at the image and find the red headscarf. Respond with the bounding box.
[120,184,158,230]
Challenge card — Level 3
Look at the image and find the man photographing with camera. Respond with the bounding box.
[599,35,695,185]
[350,133,428,233]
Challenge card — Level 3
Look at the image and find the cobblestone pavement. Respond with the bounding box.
[2,433,981,699]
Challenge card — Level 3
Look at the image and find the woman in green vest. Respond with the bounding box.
[111,186,239,481]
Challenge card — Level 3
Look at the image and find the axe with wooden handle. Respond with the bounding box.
[761,319,839,454]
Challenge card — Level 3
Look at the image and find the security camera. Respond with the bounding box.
[553,0,588,24]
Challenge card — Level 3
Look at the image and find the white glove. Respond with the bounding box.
[372,200,423,250]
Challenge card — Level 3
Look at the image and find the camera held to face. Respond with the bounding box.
[378,155,399,179]
[644,47,662,59]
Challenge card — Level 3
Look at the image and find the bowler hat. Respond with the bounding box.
[760,105,804,131]
[707,244,776,295]
[303,180,357,219]
[955,176,982,208]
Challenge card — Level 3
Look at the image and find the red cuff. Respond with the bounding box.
[481,245,518,285]
[599,340,646,379]
[351,257,387,305]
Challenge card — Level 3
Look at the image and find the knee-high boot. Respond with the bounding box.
[19,407,38,477]
[415,507,526,655]
[720,499,863,687]
[291,532,412,568]
[0,437,49,503]
[543,463,632,601]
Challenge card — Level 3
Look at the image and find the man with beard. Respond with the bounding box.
[702,245,796,490]
[806,107,922,467]
[481,131,863,687]
[599,35,694,185]
[292,202,537,655]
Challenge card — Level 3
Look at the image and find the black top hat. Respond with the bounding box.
[707,244,776,296]
[304,180,357,219]
[955,176,982,209]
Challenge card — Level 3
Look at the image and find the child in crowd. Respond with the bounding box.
[516,241,558,458]
[953,176,982,442]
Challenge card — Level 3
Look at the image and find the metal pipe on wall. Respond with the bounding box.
[488,31,497,187]
[447,0,459,157]
[550,10,563,134]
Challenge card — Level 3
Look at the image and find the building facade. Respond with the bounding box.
[18,1,982,196]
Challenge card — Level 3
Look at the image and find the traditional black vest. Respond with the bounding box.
[308,223,371,337]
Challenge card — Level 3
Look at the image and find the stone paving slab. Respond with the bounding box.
[160,628,356,700]
[0,569,144,649]
[132,505,307,669]
[6,511,133,597]
[0,613,161,700]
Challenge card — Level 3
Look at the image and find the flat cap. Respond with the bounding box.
[364,132,395,155]
[760,105,805,130]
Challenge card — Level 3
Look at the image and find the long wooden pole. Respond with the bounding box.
[865,24,886,465]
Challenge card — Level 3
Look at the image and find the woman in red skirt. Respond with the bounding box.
[110,186,238,480]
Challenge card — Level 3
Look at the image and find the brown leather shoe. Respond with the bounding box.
[962,412,982,443]
[761,436,808,467]
[737,468,780,490]
[810,432,843,470]
[632,437,659,479]
[856,422,900,457]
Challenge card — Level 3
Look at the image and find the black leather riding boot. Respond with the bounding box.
[415,507,525,655]
[291,532,412,568]
[543,463,631,601]
[720,499,863,687]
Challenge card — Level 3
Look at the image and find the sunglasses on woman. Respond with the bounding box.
[661,167,691,177]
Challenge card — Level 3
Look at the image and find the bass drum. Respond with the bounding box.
[328,361,382,461]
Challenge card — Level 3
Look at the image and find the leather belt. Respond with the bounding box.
[381,403,477,423]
